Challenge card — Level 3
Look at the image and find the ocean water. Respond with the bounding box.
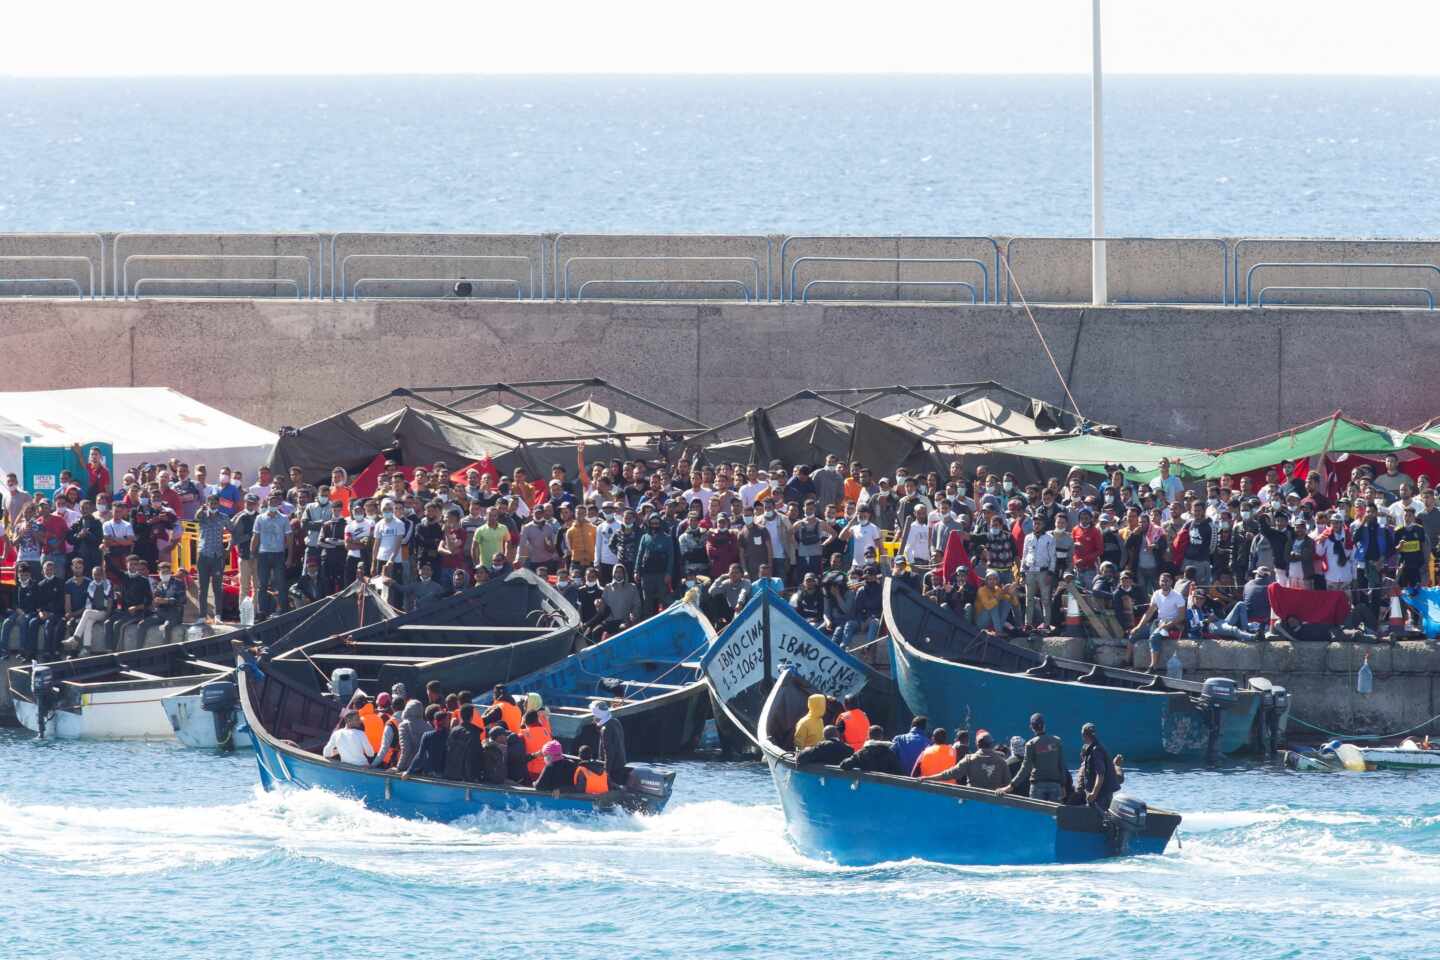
[0,74,1438,236]
[2,726,1437,960]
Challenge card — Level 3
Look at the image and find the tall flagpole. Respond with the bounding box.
[1091,0,1107,305]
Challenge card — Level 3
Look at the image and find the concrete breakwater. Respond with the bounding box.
[2,297,1439,449]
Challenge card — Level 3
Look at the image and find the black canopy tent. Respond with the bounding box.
[267,379,709,481]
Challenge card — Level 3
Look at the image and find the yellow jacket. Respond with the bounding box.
[793,694,827,751]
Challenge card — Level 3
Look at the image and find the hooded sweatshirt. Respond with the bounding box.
[793,694,827,751]
[396,701,426,771]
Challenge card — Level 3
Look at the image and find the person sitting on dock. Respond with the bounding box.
[911,727,958,781]
[840,725,904,774]
[997,713,1067,803]
[791,572,826,627]
[323,712,376,767]
[399,705,450,780]
[974,569,1017,634]
[533,740,579,794]
[793,693,828,751]
[1127,571,1186,672]
[918,730,1009,789]
[796,725,854,766]
[891,716,928,773]
[835,694,870,752]
[152,561,187,631]
[105,554,155,651]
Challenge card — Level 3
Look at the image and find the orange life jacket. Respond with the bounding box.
[535,710,553,741]
[360,709,384,754]
[379,716,400,766]
[469,709,487,735]
[916,743,958,780]
[837,709,869,751]
[522,725,549,778]
[496,699,523,734]
[574,763,610,795]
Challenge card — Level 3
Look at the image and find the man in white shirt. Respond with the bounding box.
[323,713,376,766]
[1148,458,1185,504]
[343,503,375,586]
[594,503,623,575]
[247,466,276,504]
[1021,519,1058,630]
[839,505,881,569]
[1129,572,1186,672]
[738,467,770,510]
[370,499,409,598]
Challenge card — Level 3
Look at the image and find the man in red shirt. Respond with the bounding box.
[35,498,72,575]
[1071,507,1104,589]
[71,443,112,500]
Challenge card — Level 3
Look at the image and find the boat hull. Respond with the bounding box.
[15,679,194,739]
[766,754,1174,865]
[889,634,1259,762]
[161,690,253,750]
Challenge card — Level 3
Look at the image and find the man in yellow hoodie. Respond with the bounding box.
[793,693,828,750]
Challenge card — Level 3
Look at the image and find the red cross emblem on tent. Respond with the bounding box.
[178,414,208,425]
[37,419,65,432]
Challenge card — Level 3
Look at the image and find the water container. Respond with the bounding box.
[187,623,206,642]
[239,596,255,626]
[1166,651,1183,679]
[1357,655,1373,695]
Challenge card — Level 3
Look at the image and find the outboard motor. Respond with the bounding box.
[1194,677,1237,763]
[619,764,677,813]
[329,668,358,703]
[31,663,55,739]
[1246,678,1289,757]
[200,680,240,750]
[1103,793,1149,856]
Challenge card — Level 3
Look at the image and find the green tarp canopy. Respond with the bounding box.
[1187,417,1408,480]
[984,434,1211,480]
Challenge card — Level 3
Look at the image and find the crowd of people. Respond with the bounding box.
[791,696,1124,810]
[5,436,1434,665]
[320,680,628,797]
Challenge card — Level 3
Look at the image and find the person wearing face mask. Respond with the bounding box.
[760,502,794,585]
[589,564,641,639]
[576,566,605,634]
[592,502,623,583]
[250,494,293,621]
[3,472,34,526]
[2,562,43,657]
[635,515,677,615]
[105,554,156,652]
[704,513,740,578]
[736,508,774,580]
[152,560,187,630]
[370,498,410,604]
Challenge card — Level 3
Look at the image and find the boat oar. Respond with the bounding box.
[296,644,333,686]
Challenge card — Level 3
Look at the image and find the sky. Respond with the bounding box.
[2,0,1435,77]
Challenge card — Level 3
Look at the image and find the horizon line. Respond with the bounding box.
[3,71,1439,81]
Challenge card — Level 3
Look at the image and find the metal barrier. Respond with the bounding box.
[1257,285,1436,310]
[0,235,104,298]
[133,277,303,299]
[788,256,988,305]
[1003,236,1229,305]
[780,236,1001,302]
[1243,262,1440,306]
[560,256,763,301]
[554,235,773,300]
[0,255,97,298]
[351,277,525,300]
[113,233,323,299]
[800,279,977,304]
[338,254,534,301]
[576,279,752,301]
[1233,238,1440,305]
[0,277,85,297]
[330,234,545,300]
[121,254,315,299]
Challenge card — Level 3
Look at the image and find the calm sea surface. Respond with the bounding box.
[0,75,1437,236]
[2,726,1437,960]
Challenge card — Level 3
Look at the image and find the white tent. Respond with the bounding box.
[0,387,275,480]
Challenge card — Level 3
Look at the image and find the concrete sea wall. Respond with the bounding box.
[0,297,1436,448]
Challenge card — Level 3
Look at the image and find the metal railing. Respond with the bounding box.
[120,254,315,299]
[113,233,322,299]
[0,255,97,298]
[0,234,104,297]
[554,234,773,301]
[779,235,1001,302]
[799,279,978,304]
[788,256,988,305]
[1257,285,1436,310]
[1243,261,1440,306]
[1233,238,1440,305]
[337,253,535,301]
[132,277,303,299]
[330,233,545,299]
[560,255,763,302]
[0,277,85,297]
[576,279,752,301]
[351,277,525,300]
[1002,236,1229,305]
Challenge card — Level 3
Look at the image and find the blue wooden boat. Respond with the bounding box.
[475,602,717,758]
[744,667,1180,865]
[885,578,1285,762]
[699,582,898,757]
[236,645,676,821]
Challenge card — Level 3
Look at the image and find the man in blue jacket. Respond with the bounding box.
[634,514,675,616]
[891,715,929,773]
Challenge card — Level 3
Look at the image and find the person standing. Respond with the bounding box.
[250,494,291,621]
[369,499,410,604]
[1077,722,1120,810]
[634,514,675,615]
[1021,517,1057,631]
[232,493,261,606]
[591,700,628,783]
[997,713,1067,803]
[194,494,231,622]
